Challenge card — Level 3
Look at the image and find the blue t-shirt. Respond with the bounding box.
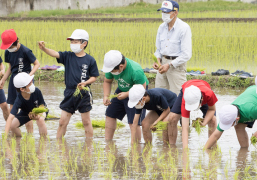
[136,88,177,114]
[57,52,99,90]
[5,44,36,74]
[11,87,47,115]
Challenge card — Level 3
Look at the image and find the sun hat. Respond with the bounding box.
[184,85,201,111]
[13,72,34,88]
[218,105,238,131]
[67,29,89,41]
[0,29,18,50]
[157,0,179,13]
[128,84,146,108]
[102,50,122,73]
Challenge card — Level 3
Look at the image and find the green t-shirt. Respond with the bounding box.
[217,85,257,132]
[105,58,149,92]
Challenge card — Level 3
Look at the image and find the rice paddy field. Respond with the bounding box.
[0,82,257,179]
[0,20,257,74]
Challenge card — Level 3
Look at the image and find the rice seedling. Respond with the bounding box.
[151,121,168,131]
[46,114,59,119]
[152,54,160,68]
[73,86,89,98]
[251,135,257,148]
[74,119,125,129]
[192,117,205,135]
[30,106,48,116]
[108,93,119,100]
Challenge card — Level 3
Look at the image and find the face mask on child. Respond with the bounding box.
[27,84,35,94]
[135,100,145,109]
[70,44,83,53]
[7,46,17,52]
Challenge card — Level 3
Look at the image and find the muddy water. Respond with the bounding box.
[0,82,256,179]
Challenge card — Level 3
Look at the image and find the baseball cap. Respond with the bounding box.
[218,105,238,131]
[255,75,257,93]
[67,29,89,41]
[13,72,34,88]
[128,84,145,108]
[157,0,179,13]
[0,29,18,50]
[184,85,201,111]
[102,50,122,73]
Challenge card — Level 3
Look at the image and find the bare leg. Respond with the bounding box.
[208,115,217,137]
[10,118,22,137]
[235,123,249,148]
[141,111,159,144]
[0,102,9,121]
[166,112,181,144]
[105,116,117,140]
[81,111,93,138]
[129,124,142,143]
[56,110,72,139]
[36,113,47,137]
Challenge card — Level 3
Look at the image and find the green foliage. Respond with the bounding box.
[251,136,257,146]
[187,67,205,72]
[152,121,168,131]
[192,118,205,135]
[73,86,89,98]
[46,114,59,119]
[108,93,118,100]
[75,119,125,128]
[31,106,48,115]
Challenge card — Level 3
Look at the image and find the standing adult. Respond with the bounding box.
[153,0,192,95]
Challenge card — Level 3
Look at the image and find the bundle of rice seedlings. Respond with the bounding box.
[75,119,125,129]
[192,117,205,135]
[152,54,160,68]
[251,135,257,147]
[73,86,89,98]
[108,93,119,100]
[151,121,168,132]
[31,106,48,115]
[46,114,59,120]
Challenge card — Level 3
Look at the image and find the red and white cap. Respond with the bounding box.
[184,85,201,111]
[67,29,89,41]
[0,29,18,50]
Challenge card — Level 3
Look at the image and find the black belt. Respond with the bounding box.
[163,56,178,60]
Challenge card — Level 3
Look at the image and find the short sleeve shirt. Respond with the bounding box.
[181,80,218,118]
[136,88,177,114]
[11,88,47,115]
[105,58,149,92]
[5,44,36,74]
[57,52,99,90]
[217,85,257,132]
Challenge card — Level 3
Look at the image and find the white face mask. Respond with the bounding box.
[135,100,145,109]
[27,84,35,94]
[111,68,123,75]
[162,12,175,24]
[70,44,83,53]
[7,47,17,52]
[194,104,202,111]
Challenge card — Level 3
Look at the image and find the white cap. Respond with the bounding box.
[128,84,145,108]
[218,105,238,131]
[67,29,89,41]
[184,85,201,111]
[255,75,257,93]
[13,72,34,88]
[102,50,122,73]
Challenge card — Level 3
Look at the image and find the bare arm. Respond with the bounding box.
[181,117,190,149]
[38,41,60,59]
[29,59,40,76]
[131,114,140,144]
[204,129,223,149]
[201,105,216,126]
[103,78,113,106]
[0,63,5,75]
[4,114,15,135]
[0,63,11,89]
[78,76,98,89]
[117,82,147,100]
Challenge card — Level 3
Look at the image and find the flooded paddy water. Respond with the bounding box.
[0,82,257,179]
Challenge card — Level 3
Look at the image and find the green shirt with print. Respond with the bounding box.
[105,58,149,92]
[217,85,257,132]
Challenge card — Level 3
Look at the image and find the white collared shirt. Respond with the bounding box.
[154,18,192,68]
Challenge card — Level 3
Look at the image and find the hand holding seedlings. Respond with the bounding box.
[73,85,89,98]
[192,118,206,135]
[108,93,118,100]
[150,121,168,132]
[152,55,160,70]
[251,134,257,147]
[117,92,128,100]
[103,96,111,106]
[38,41,46,50]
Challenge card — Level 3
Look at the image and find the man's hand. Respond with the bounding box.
[117,92,128,100]
[159,64,170,74]
[103,96,111,106]
[152,63,160,70]
[38,41,46,50]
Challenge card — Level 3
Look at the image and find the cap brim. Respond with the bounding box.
[102,66,114,73]
[157,8,172,12]
[27,75,35,85]
[219,121,233,131]
[128,100,139,108]
[185,102,199,111]
[67,36,88,41]
[0,42,13,50]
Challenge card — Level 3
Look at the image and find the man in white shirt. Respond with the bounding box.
[153,0,192,95]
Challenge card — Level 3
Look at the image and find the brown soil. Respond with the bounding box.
[1,17,257,22]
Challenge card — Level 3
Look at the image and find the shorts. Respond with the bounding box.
[7,73,18,105]
[0,89,7,104]
[16,110,48,127]
[244,121,255,128]
[171,89,216,118]
[155,106,173,116]
[60,87,93,114]
[105,87,148,125]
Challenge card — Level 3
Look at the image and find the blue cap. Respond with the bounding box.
[157,0,179,13]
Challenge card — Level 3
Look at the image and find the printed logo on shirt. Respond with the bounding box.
[81,64,88,82]
[157,105,164,111]
[18,58,24,73]
[34,100,38,107]
[117,78,130,89]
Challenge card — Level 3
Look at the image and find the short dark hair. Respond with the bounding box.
[16,86,26,93]
[81,39,88,50]
[143,91,148,97]
[113,55,126,70]
[12,38,19,46]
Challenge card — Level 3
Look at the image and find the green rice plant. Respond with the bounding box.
[31,106,48,115]
[108,93,119,100]
[46,114,59,119]
[251,135,257,148]
[192,118,206,135]
[75,119,125,129]
[187,67,205,72]
[151,121,168,131]
[73,86,89,98]
[152,54,160,68]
